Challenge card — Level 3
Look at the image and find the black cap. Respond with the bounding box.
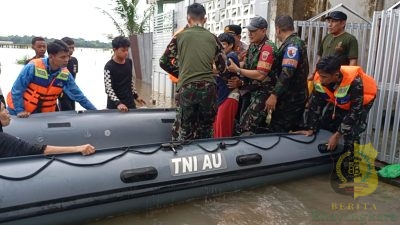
[246,16,268,31]
[224,24,242,35]
[325,11,347,20]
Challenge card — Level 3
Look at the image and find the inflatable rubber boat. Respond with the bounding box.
[0,109,343,225]
[3,109,176,148]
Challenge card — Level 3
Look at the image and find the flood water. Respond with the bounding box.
[1,47,399,225]
[82,174,400,225]
[0,47,174,109]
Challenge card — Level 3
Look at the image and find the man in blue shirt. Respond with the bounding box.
[7,40,96,117]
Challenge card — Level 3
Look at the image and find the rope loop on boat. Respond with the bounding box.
[0,157,55,181]
[195,133,317,151]
[0,133,317,181]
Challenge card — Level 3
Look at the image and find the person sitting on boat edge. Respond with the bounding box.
[104,36,146,112]
[292,56,377,152]
[0,102,95,158]
[6,39,96,118]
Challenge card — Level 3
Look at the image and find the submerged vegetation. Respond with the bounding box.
[15,55,29,65]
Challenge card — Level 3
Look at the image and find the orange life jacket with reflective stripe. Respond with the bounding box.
[167,27,187,84]
[7,59,70,113]
[313,66,377,110]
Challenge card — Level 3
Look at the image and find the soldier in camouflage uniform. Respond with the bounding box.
[293,56,377,152]
[265,15,309,132]
[227,16,279,135]
[159,3,226,141]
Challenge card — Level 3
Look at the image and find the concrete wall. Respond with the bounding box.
[383,0,400,9]
[174,1,188,32]
[266,0,399,42]
[167,0,399,43]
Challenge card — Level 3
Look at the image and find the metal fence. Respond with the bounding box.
[294,21,371,71]
[365,8,400,164]
[151,11,175,107]
[136,33,153,84]
[294,3,372,72]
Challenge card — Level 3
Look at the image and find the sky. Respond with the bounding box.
[0,0,148,43]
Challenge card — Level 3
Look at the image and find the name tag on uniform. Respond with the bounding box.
[170,153,227,176]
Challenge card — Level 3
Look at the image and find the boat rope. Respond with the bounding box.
[0,146,163,181]
[0,158,55,181]
[194,133,317,152]
[0,133,317,181]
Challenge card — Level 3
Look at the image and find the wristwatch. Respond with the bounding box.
[236,68,241,76]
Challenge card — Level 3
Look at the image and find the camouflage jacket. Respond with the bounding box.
[242,36,279,93]
[159,26,226,81]
[307,75,364,136]
[272,33,309,100]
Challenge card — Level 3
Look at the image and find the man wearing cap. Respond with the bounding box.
[265,15,309,132]
[224,24,248,62]
[317,11,358,66]
[227,16,279,135]
[306,11,359,125]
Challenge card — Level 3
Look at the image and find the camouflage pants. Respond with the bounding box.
[237,90,269,134]
[173,81,217,141]
[171,92,181,141]
[269,96,306,132]
[319,99,375,151]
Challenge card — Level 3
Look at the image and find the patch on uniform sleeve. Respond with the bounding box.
[257,61,272,71]
[283,45,300,68]
[287,46,298,58]
[261,51,270,61]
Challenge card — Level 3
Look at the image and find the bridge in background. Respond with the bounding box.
[0,43,30,49]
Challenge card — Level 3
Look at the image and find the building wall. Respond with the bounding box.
[383,0,400,9]
[170,0,399,42]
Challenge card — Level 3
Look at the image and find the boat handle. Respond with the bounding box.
[47,122,71,128]
[236,153,262,166]
[120,167,158,183]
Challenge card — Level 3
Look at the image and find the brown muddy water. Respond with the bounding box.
[82,173,400,225]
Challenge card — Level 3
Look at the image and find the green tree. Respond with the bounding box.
[97,0,153,36]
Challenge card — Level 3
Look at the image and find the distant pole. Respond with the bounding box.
[157,0,163,13]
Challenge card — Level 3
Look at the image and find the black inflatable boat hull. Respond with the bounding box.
[0,128,342,225]
[3,109,176,148]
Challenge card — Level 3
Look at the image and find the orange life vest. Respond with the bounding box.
[167,27,187,84]
[168,58,179,83]
[7,59,70,113]
[313,66,377,110]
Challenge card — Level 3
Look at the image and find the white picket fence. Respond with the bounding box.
[151,11,175,107]
[365,8,400,164]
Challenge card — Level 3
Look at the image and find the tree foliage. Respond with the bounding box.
[97,0,153,37]
[0,35,111,49]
